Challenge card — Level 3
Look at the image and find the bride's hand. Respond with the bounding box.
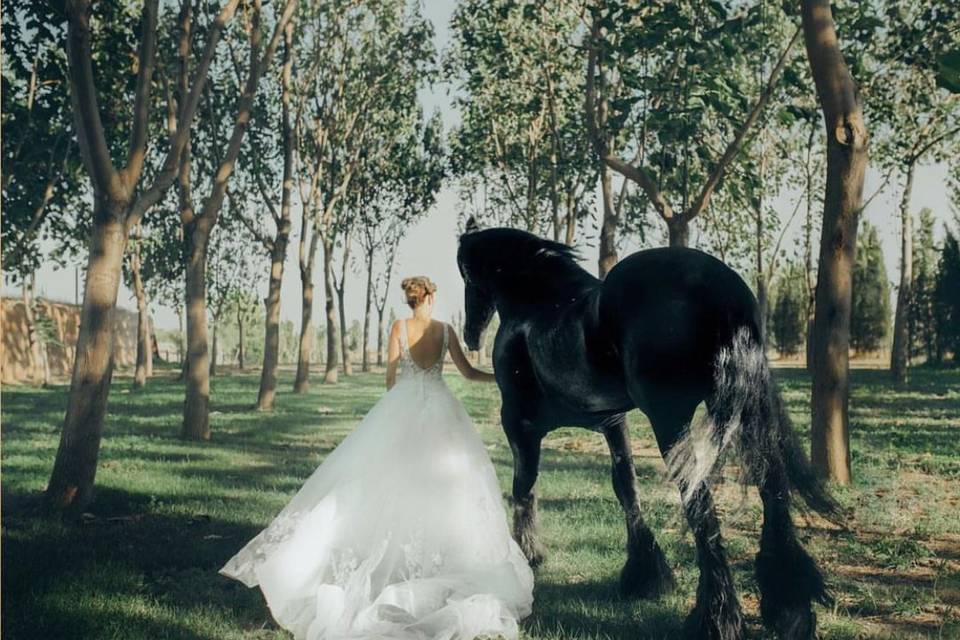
[448,325,496,383]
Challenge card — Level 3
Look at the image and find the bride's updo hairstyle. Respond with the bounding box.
[401,276,438,309]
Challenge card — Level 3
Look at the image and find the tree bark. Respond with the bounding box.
[181,220,212,441]
[803,0,869,485]
[362,249,374,372]
[293,272,315,391]
[804,124,817,371]
[598,163,618,278]
[257,242,286,407]
[890,161,915,382]
[322,237,339,383]
[209,315,219,377]
[237,303,246,370]
[336,234,353,376]
[376,306,386,366]
[131,236,150,388]
[258,21,295,403]
[183,0,296,427]
[46,203,128,514]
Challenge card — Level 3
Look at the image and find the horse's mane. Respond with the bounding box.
[460,228,598,299]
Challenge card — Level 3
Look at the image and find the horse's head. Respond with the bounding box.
[458,217,495,350]
[458,219,587,350]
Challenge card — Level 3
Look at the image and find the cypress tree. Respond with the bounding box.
[851,222,891,354]
[934,230,960,363]
[909,208,939,363]
[771,261,807,357]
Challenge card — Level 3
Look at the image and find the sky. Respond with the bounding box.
[9,1,957,333]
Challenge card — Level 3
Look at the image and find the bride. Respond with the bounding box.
[220,276,534,640]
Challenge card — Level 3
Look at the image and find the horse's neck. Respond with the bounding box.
[491,265,599,309]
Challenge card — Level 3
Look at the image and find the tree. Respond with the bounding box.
[771,260,807,357]
[448,0,596,245]
[179,0,298,439]
[934,230,960,362]
[3,4,89,385]
[802,0,869,484]
[909,208,939,363]
[356,111,445,371]
[584,2,802,251]
[871,2,960,381]
[233,17,296,410]
[45,0,244,515]
[123,226,153,387]
[293,0,435,388]
[850,223,890,354]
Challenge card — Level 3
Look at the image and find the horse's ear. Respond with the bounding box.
[464,216,480,234]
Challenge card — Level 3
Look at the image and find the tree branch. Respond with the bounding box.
[122,0,159,188]
[685,25,802,222]
[65,0,120,196]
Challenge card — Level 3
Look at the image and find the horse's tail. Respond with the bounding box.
[665,327,840,522]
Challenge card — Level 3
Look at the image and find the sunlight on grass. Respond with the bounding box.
[3,366,959,639]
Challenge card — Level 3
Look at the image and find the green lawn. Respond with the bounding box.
[3,366,959,639]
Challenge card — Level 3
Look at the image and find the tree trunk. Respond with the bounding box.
[598,164,618,278]
[756,194,768,343]
[46,204,129,514]
[257,243,285,407]
[890,161,915,382]
[803,0,869,485]
[177,303,186,380]
[131,239,150,388]
[338,291,351,376]
[337,236,352,376]
[181,221,212,441]
[209,317,218,377]
[376,306,386,366]
[804,129,817,371]
[237,303,245,370]
[23,274,45,386]
[322,238,339,383]
[362,252,374,372]
[564,191,577,246]
[668,217,690,248]
[293,268,314,392]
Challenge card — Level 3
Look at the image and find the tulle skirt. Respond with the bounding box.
[220,374,534,640]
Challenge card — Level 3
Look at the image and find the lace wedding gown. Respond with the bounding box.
[220,322,534,640]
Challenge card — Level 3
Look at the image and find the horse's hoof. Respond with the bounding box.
[619,553,676,600]
[683,601,744,640]
[764,604,816,640]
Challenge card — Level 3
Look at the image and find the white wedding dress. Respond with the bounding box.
[220,321,534,640]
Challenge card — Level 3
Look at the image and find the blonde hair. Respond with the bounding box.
[401,276,438,309]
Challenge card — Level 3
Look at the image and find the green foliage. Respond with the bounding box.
[770,260,807,356]
[934,230,960,362]
[851,223,891,353]
[448,0,596,239]
[908,208,939,362]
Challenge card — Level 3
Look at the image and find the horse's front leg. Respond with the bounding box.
[503,409,546,567]
[602,414,676,599]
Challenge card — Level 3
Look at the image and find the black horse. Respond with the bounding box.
[457,223,838,640]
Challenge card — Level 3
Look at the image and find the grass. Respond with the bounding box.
[2,364,959,639]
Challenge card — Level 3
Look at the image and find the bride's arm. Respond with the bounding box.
[447,324,496,383]
[385,321,401,389]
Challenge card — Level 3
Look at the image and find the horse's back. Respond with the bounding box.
[599,247,760,389]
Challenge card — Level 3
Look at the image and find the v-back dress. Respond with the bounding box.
[220,321,534,640]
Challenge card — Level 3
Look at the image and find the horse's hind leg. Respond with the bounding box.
[504,414,546,566]
[679,481,744,640]
[649,403,744,640]
[755,470,826,640]
[602,414,675,599]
